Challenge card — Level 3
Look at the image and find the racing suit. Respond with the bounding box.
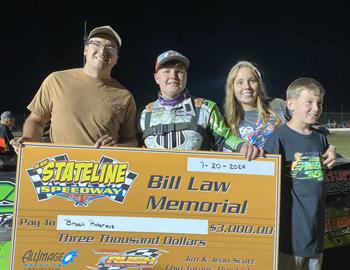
[139,94,244,152]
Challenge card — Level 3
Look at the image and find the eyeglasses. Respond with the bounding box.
[87,40,118,55]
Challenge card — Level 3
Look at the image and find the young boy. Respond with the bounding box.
[264,77,335,270]
[138,50,260,160]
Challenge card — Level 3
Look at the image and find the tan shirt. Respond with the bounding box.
[28,68,137,146]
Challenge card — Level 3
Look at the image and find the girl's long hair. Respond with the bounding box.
[224,61,281,136]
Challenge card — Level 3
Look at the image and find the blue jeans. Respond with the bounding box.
[279,252,323,270]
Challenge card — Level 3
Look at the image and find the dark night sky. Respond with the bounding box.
[2,1,349,117]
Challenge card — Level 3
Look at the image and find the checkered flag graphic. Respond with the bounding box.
[26,154,69,201]
[26,154,138,205]
[94,248,164,270]
[121,248,162,258]
[99,156,137,203]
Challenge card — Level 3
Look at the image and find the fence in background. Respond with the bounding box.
[10,112,350,132]
[319,112,350,127]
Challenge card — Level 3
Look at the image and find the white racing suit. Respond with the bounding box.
[139,96,244,151]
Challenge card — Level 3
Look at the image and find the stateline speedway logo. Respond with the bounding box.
[26,154,138,206]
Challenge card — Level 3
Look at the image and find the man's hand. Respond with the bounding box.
[239,142,261,161]
[94,135,117,148]
[11,112,49,155]
[322,145,337,169]
[10,137,26,155]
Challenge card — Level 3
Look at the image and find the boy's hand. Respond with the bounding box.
[239,142,261,161]
[322,145,337,169]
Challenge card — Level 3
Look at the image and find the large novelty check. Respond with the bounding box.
[10,143,281,270]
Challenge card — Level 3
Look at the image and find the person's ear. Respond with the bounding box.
[286,99,294,112]
[111,57,118,66]
[154,72,160,85]
[83,44,88,57]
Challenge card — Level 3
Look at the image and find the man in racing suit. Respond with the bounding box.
[139,50,260,160]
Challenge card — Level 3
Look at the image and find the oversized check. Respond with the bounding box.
[10,143,281,270]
